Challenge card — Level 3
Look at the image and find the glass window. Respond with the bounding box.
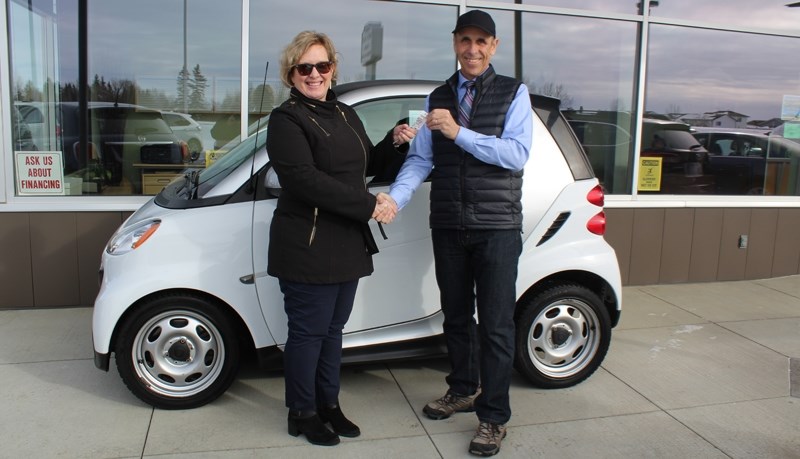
[644,25,800,195]
[517,12,639,194]
[249,0,457,110]
[83,0,241,196]
[8,0,77,195]
[650,0,800,34]
[351,95,428,185]
[7,0,241,197]
[483,1,638,15]
[8,0,76,153]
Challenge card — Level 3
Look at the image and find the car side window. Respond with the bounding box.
[351,96,428,186]
[165,113,191,127]
[352,96,427,145]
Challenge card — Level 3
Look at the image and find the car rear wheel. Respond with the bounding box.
[115,293,239,409]
[188,138,203,161]
[514,283,611,388]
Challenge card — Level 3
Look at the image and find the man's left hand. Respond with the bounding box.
[427,108,461,140]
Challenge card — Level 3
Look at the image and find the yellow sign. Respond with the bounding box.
[638,157,662,191]
[205,150,229,168]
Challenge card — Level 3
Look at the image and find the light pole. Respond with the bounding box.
[182,0,188,112]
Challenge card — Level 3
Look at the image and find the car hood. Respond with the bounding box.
[120,198,178,230]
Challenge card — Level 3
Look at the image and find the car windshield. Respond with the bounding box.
[94,108,174,136]
[658,129,703,150]
[194,119,268,196]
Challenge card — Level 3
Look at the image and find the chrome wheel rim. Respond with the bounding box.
[526,298,600,379]
[131,310,225,398]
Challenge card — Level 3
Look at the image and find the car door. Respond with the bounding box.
[705,133,766,194]
[252,93,441,347]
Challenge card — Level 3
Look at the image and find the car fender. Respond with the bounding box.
[91,200,275,355]
[517,179,622,313]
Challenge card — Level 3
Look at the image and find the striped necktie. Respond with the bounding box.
[458,80,475,128]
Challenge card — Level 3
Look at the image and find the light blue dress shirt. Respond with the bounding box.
[389,73,533,209]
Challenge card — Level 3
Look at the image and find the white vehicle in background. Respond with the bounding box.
[162,111,206,161]
[92,80,622,409]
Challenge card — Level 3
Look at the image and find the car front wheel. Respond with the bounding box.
[115,293,239,409]
[514,283,611,388]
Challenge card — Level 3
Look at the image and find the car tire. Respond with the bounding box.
[514,283,611,388]
[115,293,239,409]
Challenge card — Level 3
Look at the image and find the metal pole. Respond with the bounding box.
[514,0,522,81]
[183,0,188,113]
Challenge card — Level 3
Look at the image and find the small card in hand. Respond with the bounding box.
[411,111,428,130]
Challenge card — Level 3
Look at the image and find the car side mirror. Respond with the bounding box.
[264,167,281,198]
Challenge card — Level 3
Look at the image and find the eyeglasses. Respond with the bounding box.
[293,61,334,76]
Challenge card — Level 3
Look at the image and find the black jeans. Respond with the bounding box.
[432,228,522,425]
[279,279,358,412]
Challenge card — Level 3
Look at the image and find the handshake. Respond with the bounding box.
[372,192,398,224]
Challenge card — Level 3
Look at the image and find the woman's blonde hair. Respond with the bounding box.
[279,31,338,88]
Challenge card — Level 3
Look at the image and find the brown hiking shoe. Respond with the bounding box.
[468,422,507,456]
[422,390,479,420]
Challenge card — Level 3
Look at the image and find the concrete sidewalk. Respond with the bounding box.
[1,277,799,458]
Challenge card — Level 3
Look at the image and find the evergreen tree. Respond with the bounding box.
[176,66,191,109]
[249,83,275,114]
[188,64,209,110]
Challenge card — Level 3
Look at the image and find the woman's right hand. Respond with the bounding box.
[372,192,398,224]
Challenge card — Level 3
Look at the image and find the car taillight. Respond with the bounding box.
[180,141,189,161]
[586,185,606,235]
[587,211,606,235]
[587,184,604,207]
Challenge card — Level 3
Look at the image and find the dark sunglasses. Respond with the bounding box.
[293,61,334,76]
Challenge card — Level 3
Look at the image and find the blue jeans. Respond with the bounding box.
[279,279,358,412]
[432,228,522,425]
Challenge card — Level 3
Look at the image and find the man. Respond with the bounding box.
[383,9,533,457]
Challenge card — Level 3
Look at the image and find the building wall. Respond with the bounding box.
[605,207,800,286]
[0,211,130,308]
[3,208,799,309]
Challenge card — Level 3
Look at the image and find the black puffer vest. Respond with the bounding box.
[428,66,524,230]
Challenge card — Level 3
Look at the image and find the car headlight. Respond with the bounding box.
[107,219,161,255]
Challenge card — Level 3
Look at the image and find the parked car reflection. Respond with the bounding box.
[639,119,713,194]
[693,127,800,195]
[564,114,712,195]
[11,104,37,151]
[566,119,631,193]
[162,111,206,161]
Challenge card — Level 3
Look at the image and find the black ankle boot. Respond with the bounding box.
[287,410,340,446]
[318,403,361,438]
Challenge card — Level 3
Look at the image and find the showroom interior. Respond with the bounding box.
[1,0,800,308]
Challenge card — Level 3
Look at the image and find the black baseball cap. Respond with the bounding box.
[452,10,496,37]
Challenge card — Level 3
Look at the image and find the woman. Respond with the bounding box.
[266,31,415,446]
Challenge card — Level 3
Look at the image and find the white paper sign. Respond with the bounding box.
[15,151,65,196]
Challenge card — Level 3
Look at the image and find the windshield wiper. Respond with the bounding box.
[182,169,201,200]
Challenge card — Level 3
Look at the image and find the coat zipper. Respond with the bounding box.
[309,207,318,246]
[305,112,327,246]
[338,106,368,188]
[307,115,330,137]
[304,106,365,247]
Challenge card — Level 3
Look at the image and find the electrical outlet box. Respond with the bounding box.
[738,235,748,249]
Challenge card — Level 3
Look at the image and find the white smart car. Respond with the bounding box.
[92,80,622,409]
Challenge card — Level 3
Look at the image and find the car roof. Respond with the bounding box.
[333,78,565,113]
[644,118,692,128]
[691,126,771,135]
